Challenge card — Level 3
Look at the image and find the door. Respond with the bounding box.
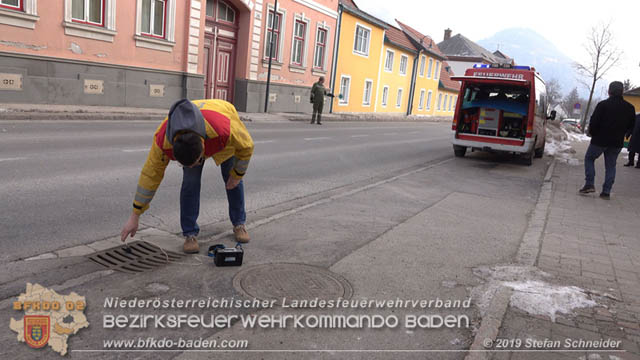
[214,39,234,101]
[203,36,213,99]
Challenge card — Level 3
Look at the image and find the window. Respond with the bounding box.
[399,55,408,75]
[141,0,166,37]
[434,61,441,80]
[437,93,443,110]
[382,86,389,107]
[427,58,433,79]
[216,1,235,23]
[396,88,403,108]
[264,10,282,60]
[426,91,432,110]
[363,80,373,106]
[418,89,425,110]
[0,0,21,11]
[444,94,448,111]
[291,20,306,66]
[419,55,425,77]
[72,0,104,26]
[354,24,370,56]
[384,50,394,72]
[339,76,350,105]
[448,96,454,111]
[313,28,327,69]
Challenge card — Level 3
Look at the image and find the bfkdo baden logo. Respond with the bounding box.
[10,283,89,356]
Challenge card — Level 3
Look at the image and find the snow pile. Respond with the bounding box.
[503,280,596,322]
[545,122,580,165]
[471,265,598,322]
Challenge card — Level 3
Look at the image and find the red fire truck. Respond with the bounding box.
[451,64,555,165]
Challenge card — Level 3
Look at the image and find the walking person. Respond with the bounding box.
[310,76,334,125]
[579,81,636,199]
[120,99,254,253]
[623,113,640,168]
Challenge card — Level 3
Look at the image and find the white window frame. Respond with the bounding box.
[437,92,443,111]
[263,5,287,63]
[353,22,371,57]
[434,61,441,80]
[71,0,104,26]
[362,79,373,107]
[443,94,448,111]
[63,0,116,42]
[419,55,425,77]
[418,89,425,110]
[399,54,408,76]
[338,75,351,106]
[396,88,403,108]
[448,95,453,111]
[384,49,394,72]
[133,0,176,51]
[290,14,310,67]
[427,58,433,79]
[313,24,330,71]
[0,0,38,29]
[381,86,389,107]
[139,0,167,38]
[426,90,433,110]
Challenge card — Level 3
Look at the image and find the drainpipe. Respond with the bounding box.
[264,0,278,113]
[329,4,342,114]
[406,50,420,116]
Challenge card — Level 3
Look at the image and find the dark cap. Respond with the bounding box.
[167,99,206,145]
[608,81,624,97]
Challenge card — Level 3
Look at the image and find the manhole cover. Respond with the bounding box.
[233,263,353,301]
[87,241,183,274]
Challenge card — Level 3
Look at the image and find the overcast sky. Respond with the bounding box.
[356,0,639,91]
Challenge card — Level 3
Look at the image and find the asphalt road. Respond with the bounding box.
[0,120,453,262]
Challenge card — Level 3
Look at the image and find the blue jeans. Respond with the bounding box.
[584,144,621,194]
[180,157,246,237]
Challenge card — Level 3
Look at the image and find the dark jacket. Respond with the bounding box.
[588,96,636,148]
[629,113,640,153]
[310,82,332,105]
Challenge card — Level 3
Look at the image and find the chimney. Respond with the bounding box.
[444,28,452,41]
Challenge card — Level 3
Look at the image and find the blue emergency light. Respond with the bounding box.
[473,64,490,68]
[513,65,531,70]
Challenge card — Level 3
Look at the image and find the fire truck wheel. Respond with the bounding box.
[453,145,467,157]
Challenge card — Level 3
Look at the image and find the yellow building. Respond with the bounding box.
[375,26,416,113]
[396,21,448,117]
[331,3,387,113]
[434,61,460,117]
[624,87,640,113]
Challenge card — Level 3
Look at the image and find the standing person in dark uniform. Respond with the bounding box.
[579,81,636,199]
[623,113,640,168]
[310,76,334,125]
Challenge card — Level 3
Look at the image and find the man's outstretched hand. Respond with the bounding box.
[120,212,140,242]
[226,176,241,190]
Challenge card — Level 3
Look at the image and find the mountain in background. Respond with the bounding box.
[477,28,588,97]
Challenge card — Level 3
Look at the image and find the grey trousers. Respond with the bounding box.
[311,102,323,124]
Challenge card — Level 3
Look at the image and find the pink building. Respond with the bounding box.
[0,0,338,112]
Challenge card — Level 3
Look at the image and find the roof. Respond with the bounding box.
[437,34,498,63]
[395,20,447,60]
[384,25,417,53]
[438,61,461,92]
[624,87,640,96]
[493,50,515,65]
[339,0,358,9]
[341,3,387,29]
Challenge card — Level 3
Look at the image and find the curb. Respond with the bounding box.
[464,158,556,360]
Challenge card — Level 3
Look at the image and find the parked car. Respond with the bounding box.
[561,118,581,130]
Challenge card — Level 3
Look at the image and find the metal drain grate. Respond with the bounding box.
[87,241,183,273]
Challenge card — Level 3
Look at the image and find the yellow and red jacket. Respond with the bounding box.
[133,99,253,215]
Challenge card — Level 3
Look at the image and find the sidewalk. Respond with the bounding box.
[495,140,640,360]
[0,102,451,122]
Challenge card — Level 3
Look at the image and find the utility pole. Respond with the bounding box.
[264,0,278,113]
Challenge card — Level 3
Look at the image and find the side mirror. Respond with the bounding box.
[547,110,556,121]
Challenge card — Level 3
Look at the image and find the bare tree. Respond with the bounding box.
[561,87,581,119]
[623,79,634,92]
[574,22,622,132]
[545,78,563,107]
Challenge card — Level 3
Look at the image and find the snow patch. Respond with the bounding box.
[503,280,596,322]
[545,123,580,165]
[472,265,598,322]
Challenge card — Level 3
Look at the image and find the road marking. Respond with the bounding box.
[304,137,331,141]
[122,148,148,152]
[0,157,27,162]
[254,140,275,144]
[350,134,369,138]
